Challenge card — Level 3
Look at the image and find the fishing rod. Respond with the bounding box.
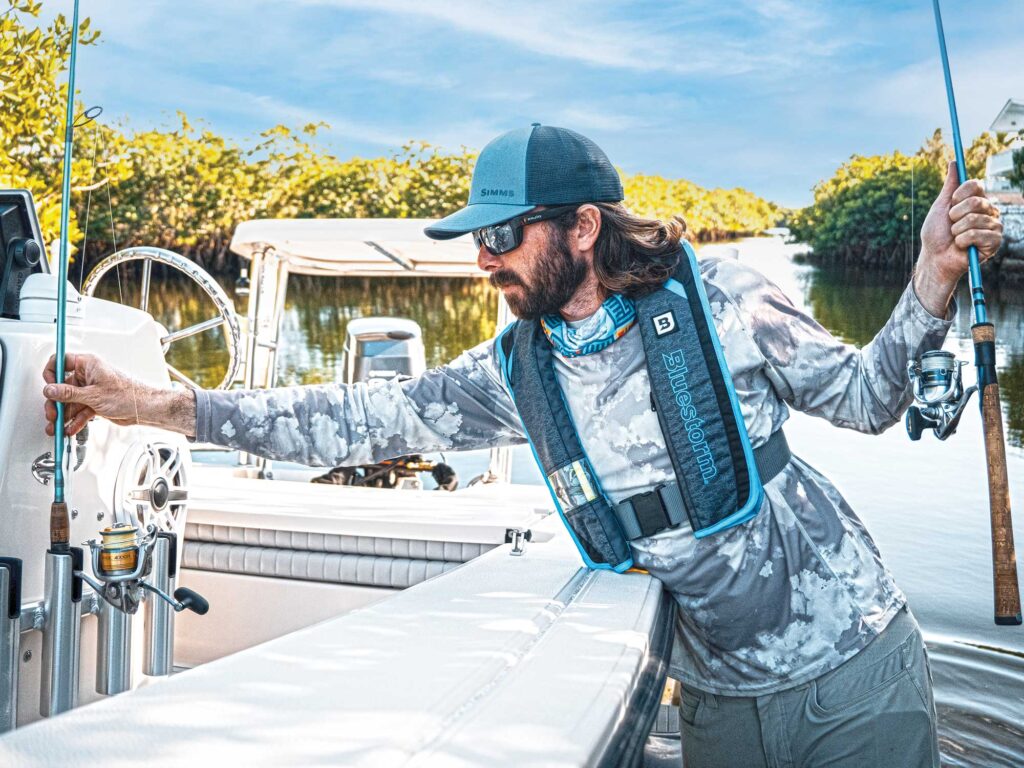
[930,0,1021,626]
[51,0,81,554]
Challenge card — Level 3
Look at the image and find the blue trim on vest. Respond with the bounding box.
[495,323,633,571]
[679,242,764,537]
[664,278,686,299]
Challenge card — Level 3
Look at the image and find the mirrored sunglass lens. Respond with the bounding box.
[472,231,483,249]
[484,223,516,254]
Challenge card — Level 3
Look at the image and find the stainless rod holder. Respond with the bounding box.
[96,599,132,695]
[40,549,82,717]
[0,558,23,733]
[143,533,176,676]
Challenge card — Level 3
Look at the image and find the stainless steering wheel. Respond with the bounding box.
[83,246,243,390]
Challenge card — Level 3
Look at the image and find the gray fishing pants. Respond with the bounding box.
[679,607,939,768]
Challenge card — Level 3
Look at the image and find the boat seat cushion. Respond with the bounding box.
[181,523,496,589]
[185,522,493,562]
[182,542,460,589]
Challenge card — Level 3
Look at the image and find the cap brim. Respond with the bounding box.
[424,203,535,240]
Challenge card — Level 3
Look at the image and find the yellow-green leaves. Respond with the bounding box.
[787,128,1006,266]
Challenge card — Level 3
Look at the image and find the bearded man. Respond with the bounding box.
[44,125,1003,768]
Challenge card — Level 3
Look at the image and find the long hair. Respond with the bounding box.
[554,203,686,298]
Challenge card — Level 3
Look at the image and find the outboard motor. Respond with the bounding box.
[341,317,426,384]
[0,190,207,731]
[316,317,456,490]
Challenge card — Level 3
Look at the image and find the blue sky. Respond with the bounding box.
[59,0,1024,208]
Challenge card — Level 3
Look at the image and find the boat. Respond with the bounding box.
[0,193,676,766]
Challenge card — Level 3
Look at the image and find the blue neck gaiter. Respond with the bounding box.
[540,294,636,357]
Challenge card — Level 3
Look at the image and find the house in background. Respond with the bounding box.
[984,99,1024,267]
[986,98,1024,198]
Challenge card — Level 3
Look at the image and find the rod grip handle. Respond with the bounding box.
[972,324,1022,625]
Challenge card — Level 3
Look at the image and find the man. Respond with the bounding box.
[44,125,1002,767]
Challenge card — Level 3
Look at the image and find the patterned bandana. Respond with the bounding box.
[541,294,637,357]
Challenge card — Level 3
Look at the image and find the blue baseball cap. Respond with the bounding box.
[424,124,624,240]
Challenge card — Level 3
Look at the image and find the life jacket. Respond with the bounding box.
[496,242,790,572]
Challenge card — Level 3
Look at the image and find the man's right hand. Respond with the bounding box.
[42,353,197,438]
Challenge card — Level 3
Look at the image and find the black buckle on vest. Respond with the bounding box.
[631,486,671,537]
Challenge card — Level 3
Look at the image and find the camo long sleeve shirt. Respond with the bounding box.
[193,257,953,695]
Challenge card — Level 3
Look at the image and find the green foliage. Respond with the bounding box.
[788,150,942,268]
[271,142,475,221]
[966,131,1005,179]
[0,0,107,253]
[623,173,783,241]
[1008,148,1024,194]
[788,127,1007,268]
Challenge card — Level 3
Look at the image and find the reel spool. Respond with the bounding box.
[906,350,977,441]
[97,524,141,578]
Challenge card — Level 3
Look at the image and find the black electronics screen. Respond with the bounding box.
[0,190,47,319]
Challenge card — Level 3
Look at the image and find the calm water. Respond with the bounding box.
[97,239,1024,766]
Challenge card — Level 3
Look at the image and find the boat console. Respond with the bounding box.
[0,190,198,730]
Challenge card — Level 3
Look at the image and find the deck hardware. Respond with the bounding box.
[31,451,55,486]
[144,533,178,676]
[40,548,82,717]
[32,438,82,487]
[1,558,22,732]
[507,528,533,556]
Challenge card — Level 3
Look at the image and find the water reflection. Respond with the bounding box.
[276,275,498,385]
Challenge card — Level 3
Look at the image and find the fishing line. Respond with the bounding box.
[101,143,141,430]
[79,113,102,290]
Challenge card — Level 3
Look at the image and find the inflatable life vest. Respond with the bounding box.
[496,242,791,572]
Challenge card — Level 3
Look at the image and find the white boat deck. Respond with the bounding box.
[186,465,555,544]
[0,526,671,767]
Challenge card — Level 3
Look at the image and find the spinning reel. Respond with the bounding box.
[906,350,977,441]
[72,441,204,616]
[75,523,208,616]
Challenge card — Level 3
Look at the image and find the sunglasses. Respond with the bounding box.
[472,205,579,256]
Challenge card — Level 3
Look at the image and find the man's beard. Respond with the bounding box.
[489,229,587,320]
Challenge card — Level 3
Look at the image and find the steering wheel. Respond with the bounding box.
[83,247,243,390]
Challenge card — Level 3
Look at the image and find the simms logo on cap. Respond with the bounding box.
[480,189,516,198]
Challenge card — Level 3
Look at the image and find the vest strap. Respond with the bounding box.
[614,429,791,540]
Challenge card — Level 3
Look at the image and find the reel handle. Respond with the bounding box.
[173,587,209,616]
[906,406,926,442]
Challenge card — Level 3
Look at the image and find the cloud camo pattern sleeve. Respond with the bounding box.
[192,340,525,466]
[702,258,954,434]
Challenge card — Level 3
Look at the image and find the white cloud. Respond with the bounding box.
[295,0,843,77]
[553,107,649,133]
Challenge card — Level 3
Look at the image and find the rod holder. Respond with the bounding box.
[40,548,82,717]
[144,533,176,676]
[0,558,23,733]
[96,599,132,696]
